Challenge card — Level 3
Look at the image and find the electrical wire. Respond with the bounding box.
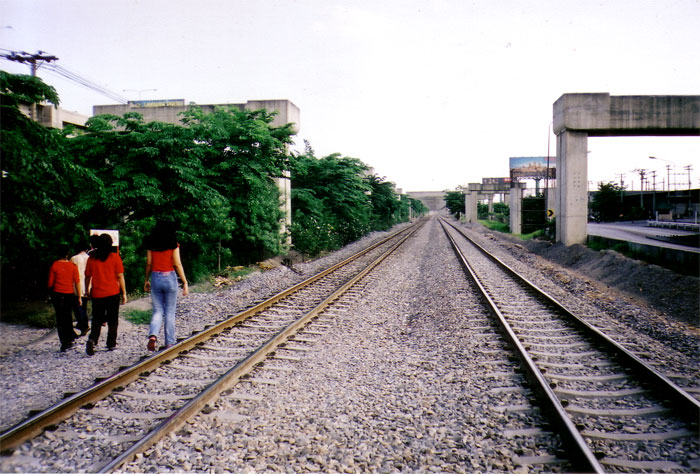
[41,63,128,104]
[1,50,129,104]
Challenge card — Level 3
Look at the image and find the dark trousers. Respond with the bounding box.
[72,297,89,332]
[51,292,78,347]
[89,294,120,348]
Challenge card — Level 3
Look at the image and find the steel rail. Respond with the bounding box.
[438,219,604,473]
[99,217,422,472]
[0,221,421,453]
[441,217,700,422]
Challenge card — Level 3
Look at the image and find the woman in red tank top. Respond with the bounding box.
[143,221,189,351]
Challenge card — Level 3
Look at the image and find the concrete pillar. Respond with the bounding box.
[555,131,588,245]
[546,188,556,217]
[509,183,526,234]
[464,191,478,223]
[275,171,292,247]
[487,195,494,219]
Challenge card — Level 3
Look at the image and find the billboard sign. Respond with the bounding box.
[509,156,556,179]
[128,99,185,108]
[482,177,511,185]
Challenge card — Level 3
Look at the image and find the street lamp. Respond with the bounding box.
[123,88,157,100]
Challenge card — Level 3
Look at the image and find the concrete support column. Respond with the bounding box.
[546,188,556,217]
[509,183,525,234]
[487,196,494,219]
[555,130,588,245]
[464,191,478,223]
[275,172,292,247]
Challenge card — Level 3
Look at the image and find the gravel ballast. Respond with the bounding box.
[1,216,697,473]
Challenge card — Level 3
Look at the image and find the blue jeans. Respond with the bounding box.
[149,271,178,346]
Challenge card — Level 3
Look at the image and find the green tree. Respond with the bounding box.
[66,105,296,288]
[367,175,400,231]
[591,181,625,222]
[493,202,509,222]
[290,149,372,255]
[66,112,232,288]
[444,190,465,217]
[1,72,95,298]
[181,106,295,261]
[477,202,488,219]
[409,196,429,217]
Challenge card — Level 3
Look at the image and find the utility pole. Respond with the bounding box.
[685,165,693,218]
[3,50,58,76]
[634,169,646,209]
[651,170,657,213]
[1,50,58,119]
[615,173,625,204]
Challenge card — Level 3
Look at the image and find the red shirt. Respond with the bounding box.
[151,248,175,272]
[48,260,80,294]
[85,253,124,298]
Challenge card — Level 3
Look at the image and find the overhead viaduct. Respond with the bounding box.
[406,191,446,212]
[554,93,700,245]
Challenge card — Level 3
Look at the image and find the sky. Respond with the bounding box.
[1,0,699,192]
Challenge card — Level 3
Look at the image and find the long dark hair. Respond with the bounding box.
[92,234,113,262]
[146,220,178,252]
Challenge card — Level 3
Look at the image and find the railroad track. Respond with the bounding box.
[439,218,700,473]
[0,220,424,473]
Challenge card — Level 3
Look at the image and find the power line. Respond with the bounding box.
[42,63,128,104]
[1,49,128,104]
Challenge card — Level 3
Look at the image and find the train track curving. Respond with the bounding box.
[439,217,699,473]
[0,220,424,473]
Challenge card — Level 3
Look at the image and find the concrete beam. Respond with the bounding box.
[554,93,700,137]
[480,183,512,193]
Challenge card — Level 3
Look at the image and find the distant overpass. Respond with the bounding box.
[406,191,446,212]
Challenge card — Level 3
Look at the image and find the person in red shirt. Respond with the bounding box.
[48,245,82,351]
[84,233,127,355]
[143,221,189,351]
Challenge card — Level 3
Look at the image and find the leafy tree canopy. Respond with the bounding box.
[444,190,465,217]
[1,71,88,272]
[1,71,425,302]
[289,143,427,257]
[590,181,625,222]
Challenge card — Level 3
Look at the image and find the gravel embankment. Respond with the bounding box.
[0,227,406,433]
[460,222,700,374]
[1,216,697,473]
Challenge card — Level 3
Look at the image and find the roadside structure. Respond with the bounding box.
[463,182,512,224]
[19,103,88,130]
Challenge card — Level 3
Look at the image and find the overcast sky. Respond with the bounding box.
[2,0,698,192]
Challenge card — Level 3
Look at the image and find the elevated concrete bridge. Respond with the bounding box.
[554,93,700,245]
[406,191,446,212]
